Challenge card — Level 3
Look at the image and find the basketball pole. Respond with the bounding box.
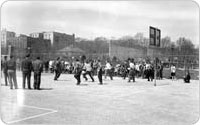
[154,51,157,86]
[154,30,157,87]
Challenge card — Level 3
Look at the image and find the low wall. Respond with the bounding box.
[110,45,146,60]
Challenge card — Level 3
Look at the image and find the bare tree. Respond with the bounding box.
[161,36,171,48]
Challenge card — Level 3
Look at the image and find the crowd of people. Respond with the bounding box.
[1,55,191,89]
[46,57,191,85]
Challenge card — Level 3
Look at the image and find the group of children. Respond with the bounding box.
[71,57,192,85]
[73,59,103,85]
[72,58,154,85]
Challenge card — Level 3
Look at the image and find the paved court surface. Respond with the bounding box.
[0,71,199,125]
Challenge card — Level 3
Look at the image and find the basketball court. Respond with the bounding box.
[1,72,199,125]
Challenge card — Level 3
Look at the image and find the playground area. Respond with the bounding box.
[1,71,199,125]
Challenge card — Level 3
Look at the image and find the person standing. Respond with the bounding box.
[123,61,129,79]
[49,60,54,73]
[104,60,113,80]
[7,56,18,89]
[128,59,135,82]
[146,62,153,81]
[160,62,164,79]
[82,60,94,82]
[97,60,103,85]
[74,59,82,85]
[45,60,49,73]
[16,58,21,71]
[135,62,140,77]
[21,55,32,89]
[94,60,99,76]
[156,63,161,80]
[2,56,8,86]
[32,57,43,90]
[121,64,127,80]
[54,57,62,80]
[170,64,176,80]
[184,71,191,83]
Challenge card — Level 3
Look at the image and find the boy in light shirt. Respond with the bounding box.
[104,60,113,80]
[128,59,135,82]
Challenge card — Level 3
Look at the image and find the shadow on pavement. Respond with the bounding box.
[78,84,88,86]
[39,88,53,90]
[1,84,9,86]
[155,83,170,86]
[56,79,70,81]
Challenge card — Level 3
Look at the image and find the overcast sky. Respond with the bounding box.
[1,1,199,45]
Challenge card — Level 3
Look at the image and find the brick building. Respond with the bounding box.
[29,32,44,39]
[30,31,75,52]
[1,30,51,60]
[7,35,51,60]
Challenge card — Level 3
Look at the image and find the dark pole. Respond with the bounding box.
[154,31,157,86]
[171,45,174,65]
[154,57,157,86]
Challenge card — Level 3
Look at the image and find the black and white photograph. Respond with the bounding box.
[0,1,199,125]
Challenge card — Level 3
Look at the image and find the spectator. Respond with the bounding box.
[7,56,18,89]
[32,57,43,90]
[184,71,191,83]
[2,56,8,86]
[170,64,176,80]
[21,54,32,89]
[54,57,62,80]
[128,59,135,82]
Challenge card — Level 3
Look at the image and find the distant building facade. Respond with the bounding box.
[1,30,51,60]
[30,32,44,39]
[1,30,75,60]
[30,31,75,52]
[7,35,51,60]
[1,29,16,55]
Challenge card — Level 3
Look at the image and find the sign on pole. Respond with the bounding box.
[149,26,161,47]
[149,26,161,86]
